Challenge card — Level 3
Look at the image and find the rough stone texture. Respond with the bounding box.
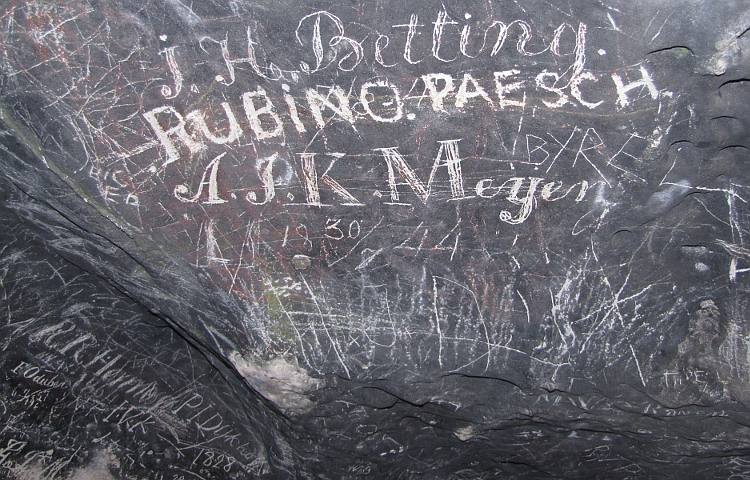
[0,0,749,478]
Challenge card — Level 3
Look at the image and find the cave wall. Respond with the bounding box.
[1,1,750,478]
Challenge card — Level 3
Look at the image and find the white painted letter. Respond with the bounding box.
[500,177,543,224]
[536,72,569,108]
[455,73,493,109]
[421,73,455,112]
[306,87,355,129]
[360,80,404,122]
[187,102,243,144]
[247,153,279,205]
[242,87,284,140]
[374,139,465,204]
[143,106,205,166]
[494,70,526,109]
[174,153,227,204]
[611,66,658,108]
[570,72,603,109]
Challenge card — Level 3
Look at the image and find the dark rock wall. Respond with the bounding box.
[1,1,749,478]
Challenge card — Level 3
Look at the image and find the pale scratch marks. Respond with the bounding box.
[300,273,351,378]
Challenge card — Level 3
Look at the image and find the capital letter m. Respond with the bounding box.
[374,139,465,204]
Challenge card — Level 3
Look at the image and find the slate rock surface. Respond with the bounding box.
[1,0,750,478]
